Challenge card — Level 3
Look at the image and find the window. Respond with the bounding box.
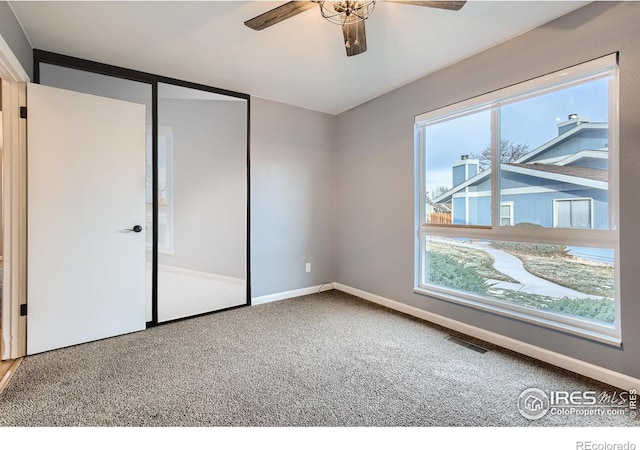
[500,202,514,226]
[415,55,620,345]
[146,126,174,255]
[554,198,592,229]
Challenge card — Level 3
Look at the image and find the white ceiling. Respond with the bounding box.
[10,1,590,115]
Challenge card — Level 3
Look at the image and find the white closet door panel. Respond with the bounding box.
[27,83,146,354]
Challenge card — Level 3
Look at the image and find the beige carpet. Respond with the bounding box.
[0,290,637,426]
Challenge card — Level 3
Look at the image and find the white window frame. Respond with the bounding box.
[414,54,620,345]
[500,201,514,226]
[553,197,594,229]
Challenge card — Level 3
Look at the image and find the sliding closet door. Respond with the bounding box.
[157,83,248,322]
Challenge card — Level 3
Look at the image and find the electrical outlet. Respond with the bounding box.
[305,263,311,273]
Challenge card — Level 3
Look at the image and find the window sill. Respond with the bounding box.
[413,287,622,347]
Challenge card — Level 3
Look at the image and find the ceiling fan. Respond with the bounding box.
[244,1,466,57]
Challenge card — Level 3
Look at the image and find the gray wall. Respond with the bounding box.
[0,1,32,79]
[335,2,640,378]
[158,98,247,279]
[250,97,337,297]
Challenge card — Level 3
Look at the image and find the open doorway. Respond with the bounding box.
[0,36,33,387]
[0,70,28,390]
[0,58,29,368]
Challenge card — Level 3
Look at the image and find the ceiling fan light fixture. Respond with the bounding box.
[319,0,377,25]
[244,0,466,58]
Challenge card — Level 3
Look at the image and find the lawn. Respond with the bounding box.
[427,241,517,284]
[425,238,615,323]
[487,287,614,323]
[491,241,614,299]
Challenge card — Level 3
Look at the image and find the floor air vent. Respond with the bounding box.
[446,336,489,354]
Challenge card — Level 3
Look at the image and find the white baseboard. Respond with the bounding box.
[251,284,334,306]
[333,283,640,392]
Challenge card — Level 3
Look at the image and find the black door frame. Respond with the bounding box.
[33,49,252,326]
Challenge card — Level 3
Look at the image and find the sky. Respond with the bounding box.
[424,76,610,195]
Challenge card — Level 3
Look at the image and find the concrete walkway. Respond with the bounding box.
[427,237,601,299]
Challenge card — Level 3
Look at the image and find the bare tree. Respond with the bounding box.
[471,139,529,171]
[426,185,451,202]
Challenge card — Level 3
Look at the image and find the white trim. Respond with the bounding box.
[420,225,616,250]
[333,283,639,392]
[503,164,608,190]
[554,149,608,167]
[0,35,29,83]
[607,62,621,329]
[464,188,469,225]
[158,264,245,286]
[1,80,27,360]
[415,125,426,288]
[0,357,22,394]
[0,30,29,360]
[251,284,334,306]
[453,184,592,199]
[530,155,569,165]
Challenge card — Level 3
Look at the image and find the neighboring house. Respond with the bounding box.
[432,115,609,230]
[425,200,452,224]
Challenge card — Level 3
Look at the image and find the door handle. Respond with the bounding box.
[124,225,143,233]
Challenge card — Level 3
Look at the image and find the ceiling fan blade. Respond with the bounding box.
[342,20,367,57]
[386,1,466,11]
[244,1,318,31]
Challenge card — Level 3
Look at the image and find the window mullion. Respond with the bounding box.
[609,66,620,232]
[416,124,427,287]
[491,105,500,228]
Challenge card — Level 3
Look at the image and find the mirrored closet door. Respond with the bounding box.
[156,83,248,322]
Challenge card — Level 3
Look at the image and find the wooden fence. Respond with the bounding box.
[429,212,452,224]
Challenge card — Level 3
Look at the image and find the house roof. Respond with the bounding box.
[514,122,608,164]
[533,148,608,167]
[506,163,608,182]
[433,122,609,204]
[428,202,452,213]
[433,163,608,203]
